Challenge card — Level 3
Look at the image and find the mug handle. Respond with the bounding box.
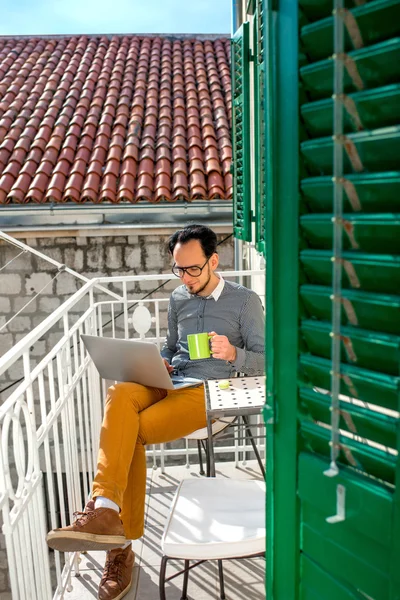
[208,333,214,354]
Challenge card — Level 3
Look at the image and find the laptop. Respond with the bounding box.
[81,335,202,390]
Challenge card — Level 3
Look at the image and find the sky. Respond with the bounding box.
[0,0,232,36]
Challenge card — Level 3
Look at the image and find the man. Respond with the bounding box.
[46,224,265,600]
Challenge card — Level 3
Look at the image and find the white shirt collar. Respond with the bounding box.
[208,274,225,301]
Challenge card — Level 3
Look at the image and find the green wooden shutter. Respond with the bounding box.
[297,0,400,594]
[254,1,266,255]
[262,0,400,598]
[231,22,252,242]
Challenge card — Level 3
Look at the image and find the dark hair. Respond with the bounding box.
[168,224,218,258]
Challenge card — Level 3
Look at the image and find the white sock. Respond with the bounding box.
[94,496,120,513]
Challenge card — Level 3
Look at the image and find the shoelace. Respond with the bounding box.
[103,554,125,584]
[72,508,94,525]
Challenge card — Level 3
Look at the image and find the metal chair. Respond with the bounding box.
[185,415,265,478]
[159,478,266,600]
[184,416,235,476]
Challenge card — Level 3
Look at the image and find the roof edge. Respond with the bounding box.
[0,32,230,41]
[0,200,233,233]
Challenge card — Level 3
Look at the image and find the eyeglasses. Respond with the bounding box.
[172,257,210,278]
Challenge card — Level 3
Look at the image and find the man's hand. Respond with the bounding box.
[209,331,237,362]
[163,358,174,374]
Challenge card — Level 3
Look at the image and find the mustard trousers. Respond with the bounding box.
[92,382,207,540]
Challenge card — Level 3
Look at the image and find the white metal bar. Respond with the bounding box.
[0,273,60,332]
[93,297,169,307]
[79,323,95,483]
[23,350,36,424]
[22,509,36,599]
[160,443,165,473]
[111,303,116,339]
[56,351,73,525]
[97,269,264,284]
[72,330,89,503]
[29,489,44,598]
[40,369,62,585]
[149,443,258,458]
[0,247,28,271]
[155,300,161,350]
[0,279,95,376]
[151,444,158,470]
[63,313,83,513]
[84,311,102,472]
[123,281,129,339]
[0,230,122,301]
[90,305,103,453]
[0,457,20,598]
[14,520,29,598]
[49,359,67,532]
[36,357,91,446]
[35,483,53,598]
[98,304,108,401]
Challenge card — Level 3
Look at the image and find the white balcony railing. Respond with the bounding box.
[0,269,265,599]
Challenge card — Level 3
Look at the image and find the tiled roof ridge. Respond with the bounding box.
[0,35,232,204]
[0,33,230,42]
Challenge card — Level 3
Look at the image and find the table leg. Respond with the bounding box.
[242,414,266,478]
[206,414,216,477]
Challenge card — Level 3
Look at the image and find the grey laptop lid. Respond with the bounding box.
[81,335,201,390]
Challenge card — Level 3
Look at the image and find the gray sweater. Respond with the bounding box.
[161,279,265,380]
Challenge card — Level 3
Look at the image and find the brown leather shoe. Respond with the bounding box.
[46,505,126,552]
[98,544,135,600]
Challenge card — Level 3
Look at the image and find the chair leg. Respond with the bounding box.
[242,415,266,478]
[204,439,211,477]
[181,559,190,600]
[218,560,226,600]
[159,556,168,600]
[197,440,205,476]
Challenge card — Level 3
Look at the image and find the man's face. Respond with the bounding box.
[172,239,218,295]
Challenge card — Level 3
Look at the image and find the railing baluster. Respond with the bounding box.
[64,315,82,512]
[79,323,95,483]
[41,367,62,584]
[72,330,89,503]
[111,302,116,339]
[21,509,35,598]
[123,281,129,340]
[155,300,160,349]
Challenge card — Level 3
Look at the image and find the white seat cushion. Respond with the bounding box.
[184,416,236,440]
[161,478,266,560]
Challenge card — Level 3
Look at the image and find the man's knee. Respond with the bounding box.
[106,382,167,413]
[107,382,142,406]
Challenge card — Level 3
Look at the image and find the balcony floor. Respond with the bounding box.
[64,460,265,600]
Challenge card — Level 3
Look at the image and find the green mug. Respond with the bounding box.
[187,332,213,360]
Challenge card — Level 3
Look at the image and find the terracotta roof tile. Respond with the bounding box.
[0,34,232,204]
